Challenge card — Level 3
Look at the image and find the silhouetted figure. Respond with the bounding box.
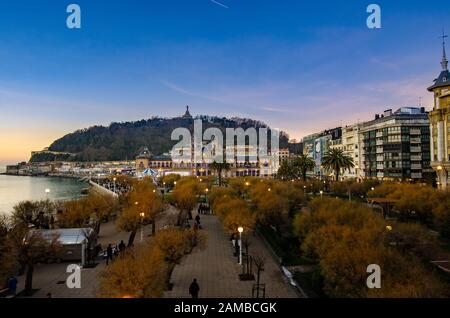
[189,279,200,298]
[195,214,201,226]
[7,275,17,296]
[118,240,126,252]
[106,244,113,265]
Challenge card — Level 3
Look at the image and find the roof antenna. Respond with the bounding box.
[441,28,448,70]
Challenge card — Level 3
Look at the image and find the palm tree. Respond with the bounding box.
[322,148,354,181]
[277,159,294,180]
[292,154,316,180]
[210,161,231,186]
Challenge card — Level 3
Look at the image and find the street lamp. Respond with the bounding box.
[140,212,145,243]
[320,190,323,199]
[45,188,50,199]
[113,177,117,193]
[162,182,166,201]
[238,226,244,265]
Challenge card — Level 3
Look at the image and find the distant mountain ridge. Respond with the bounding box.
[30,112,295,163]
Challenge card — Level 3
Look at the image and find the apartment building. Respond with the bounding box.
[361,107,431,180]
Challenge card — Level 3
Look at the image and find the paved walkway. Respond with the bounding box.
[13,205,298,298]
[164,212,299,298]
[14,221,126,298]
[13,204,180,298]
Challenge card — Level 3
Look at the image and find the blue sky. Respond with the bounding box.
[0,0,449,164]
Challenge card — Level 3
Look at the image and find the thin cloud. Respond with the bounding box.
[210,0,229,9]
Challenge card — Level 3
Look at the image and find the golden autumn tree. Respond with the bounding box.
[294,197,448,298]
[171,180,197,226]
[128,179,164,236]
[152,228,207,286]
[117,179,164,246]
[98,245,168,298]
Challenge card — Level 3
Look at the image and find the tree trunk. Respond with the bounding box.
[151,219,156,236]
[177,209,186,226]
[335,168,340,182]
[302,169,307,180]
[128,230,136,247]
[25,262,34,296]
[95,221,101,236]
[218,169,222,186]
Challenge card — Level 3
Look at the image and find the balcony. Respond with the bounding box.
[376,132,383,138]
[411,155,422,161]
[411,172,422,179]
[410,146,421,152]
[410,137,421,144]
[411,164,422,170]
[410,129,421,135]
[376,140,383,146]
[376,164,384,170]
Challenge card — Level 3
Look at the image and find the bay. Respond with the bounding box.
[0,174,87,215]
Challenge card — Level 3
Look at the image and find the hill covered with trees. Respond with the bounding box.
[30,113,295,162]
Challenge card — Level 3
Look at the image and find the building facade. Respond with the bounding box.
[361,107,431,180]
[303,127,342,178]
[329,123,364,180]
[428,37,450,190]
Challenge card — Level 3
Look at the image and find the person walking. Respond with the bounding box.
[189,279,200,298]
[106,244,113,265]
[118,240,126,252]
[7,275,17,296]
[195,214,201,226]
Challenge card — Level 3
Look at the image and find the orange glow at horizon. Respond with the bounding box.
[0,128,63,164]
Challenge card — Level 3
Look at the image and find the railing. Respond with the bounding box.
[89,180,119,198]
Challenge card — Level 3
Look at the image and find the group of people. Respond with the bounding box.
[197,203,211,215]
[104,240,127,265]
[185,213,203,231]
[97,178,131,195]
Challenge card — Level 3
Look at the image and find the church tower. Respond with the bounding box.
[428,31,450,190]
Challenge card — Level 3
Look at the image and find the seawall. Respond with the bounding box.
[89,180,119,198]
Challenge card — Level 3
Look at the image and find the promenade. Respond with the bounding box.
[12,204,298,298]
[164,211,299,298]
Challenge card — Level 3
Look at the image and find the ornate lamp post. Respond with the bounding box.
[238,226,244,265]
[140,212,145,243]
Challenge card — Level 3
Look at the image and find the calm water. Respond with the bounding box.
[0,174,87,215]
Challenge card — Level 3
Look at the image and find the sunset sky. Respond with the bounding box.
[1,0,449,165]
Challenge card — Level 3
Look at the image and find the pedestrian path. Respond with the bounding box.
[164,212,299,298]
